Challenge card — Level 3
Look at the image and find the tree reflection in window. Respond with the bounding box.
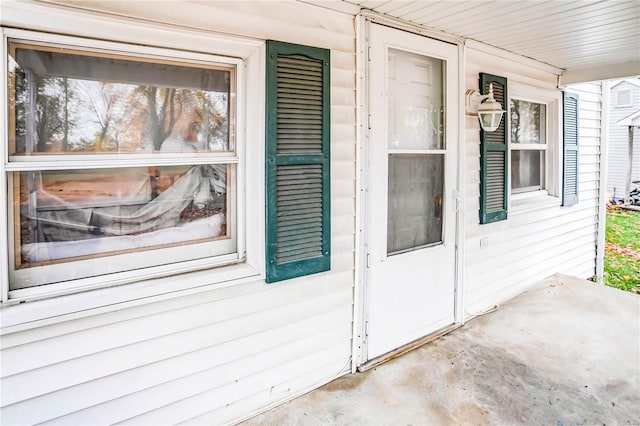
[10,46,231,154]
[510,99,545,145]
[8,43,236,273]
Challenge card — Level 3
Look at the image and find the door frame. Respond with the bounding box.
[352,12,467,369]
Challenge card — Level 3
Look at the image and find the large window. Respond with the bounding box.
[510,98,546,193]
[6,39,239,290]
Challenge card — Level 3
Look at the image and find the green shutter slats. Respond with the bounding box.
[564,152,578,193]
[277,250,322,264]
[278,58,323,73]
[485,123,505,144]
[486,151,506,212]
[278,199,322,208]
[562,91,579,206]
[277,240,322,255]
[266,40,330,283]
[276,55,323,156]
[276,190,322,199]
[278,230,323,242]
[278,117,323,123]
[277,102,322,110]
[279,77,323,86]
[278,92,322,101]
[479,73,508,224]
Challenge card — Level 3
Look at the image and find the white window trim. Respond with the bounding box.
[6,40,242,291]
[507,82,562,210]
[0,23,266,329]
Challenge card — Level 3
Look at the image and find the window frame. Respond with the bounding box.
[615,89,632,108]
[509,98,547,194]
[507,82,562,208]
[0,28,265,307]
[8,41,240,291]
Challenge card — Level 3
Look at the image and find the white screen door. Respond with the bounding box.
[365,24,459,360]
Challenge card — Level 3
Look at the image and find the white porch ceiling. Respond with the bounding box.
[341,0,640,83]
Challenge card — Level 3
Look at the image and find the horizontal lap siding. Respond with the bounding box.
[1,278,356,424]
[464,48,601,316]
[0,2,356,425]
[607,81,640,196]
[573,83,604,213]
[2,288,352,424]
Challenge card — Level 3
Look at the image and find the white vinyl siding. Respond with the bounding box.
[1,276,352,424]
[607,81,640,197]
[0,1,356,425]
[464,47,601,316]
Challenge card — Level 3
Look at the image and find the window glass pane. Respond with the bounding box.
[387,154,443,255]
[387,48,445,150]
[510,99,545,144]
[511,150,543,190]
[15,164,229,268]
[8,42,233,155]
[616,90,632,107]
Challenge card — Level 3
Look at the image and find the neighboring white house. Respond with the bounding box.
[0,1,636,424]
[607,79,640,199]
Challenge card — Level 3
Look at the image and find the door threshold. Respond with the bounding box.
[357,323,461,373]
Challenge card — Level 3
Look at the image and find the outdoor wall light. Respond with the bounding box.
[465,83,505,132]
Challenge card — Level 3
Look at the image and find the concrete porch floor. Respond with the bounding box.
[242,274,640,425]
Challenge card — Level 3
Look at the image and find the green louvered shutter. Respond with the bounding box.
[562,91,579,206]
[479,73,508,224]
[265,40,330,283]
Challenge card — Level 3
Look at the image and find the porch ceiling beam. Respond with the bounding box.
[559,61,640,86]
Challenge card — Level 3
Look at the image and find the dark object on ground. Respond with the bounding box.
[611,180,640,206]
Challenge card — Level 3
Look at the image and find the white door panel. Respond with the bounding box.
[366,24,459,360]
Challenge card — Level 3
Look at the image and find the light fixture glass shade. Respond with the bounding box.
[465,83,505,132]
[476,83,504,132]
[478,110,504,132]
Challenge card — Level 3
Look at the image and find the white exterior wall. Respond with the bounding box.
[1,2,610,423]
[463,47,602,316]
[0,1,356,424]
[607,80,640,196]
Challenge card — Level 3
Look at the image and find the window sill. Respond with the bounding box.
[510,190,560,214]
[0,263,262,334]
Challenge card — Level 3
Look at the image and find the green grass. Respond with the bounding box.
[604,252,640,292]
[604,208,640,293]
[606,208,640,250]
